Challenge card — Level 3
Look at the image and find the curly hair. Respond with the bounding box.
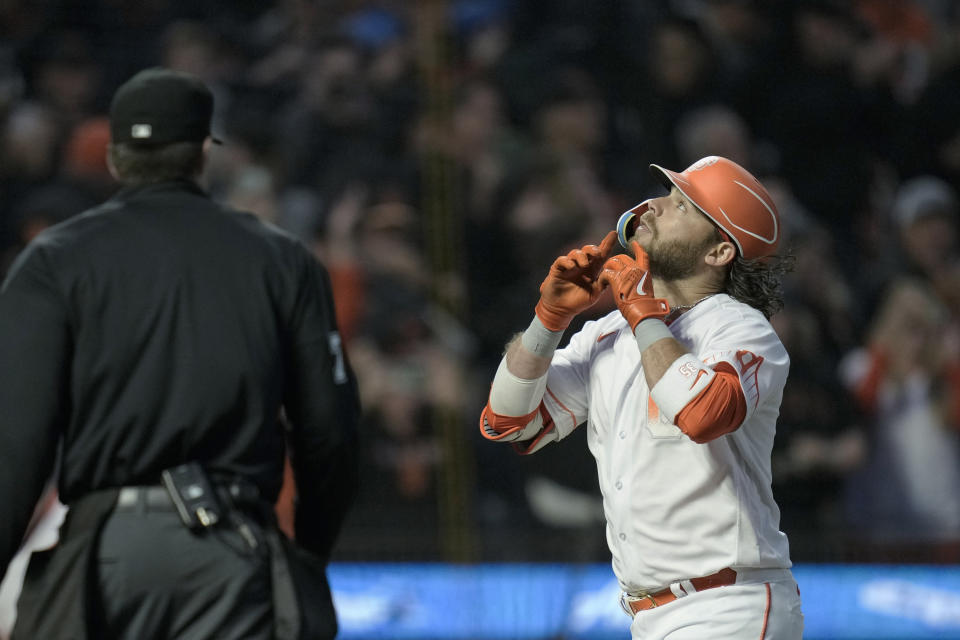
[723,252,795,319]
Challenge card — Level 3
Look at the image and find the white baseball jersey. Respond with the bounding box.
[538,293,792,593]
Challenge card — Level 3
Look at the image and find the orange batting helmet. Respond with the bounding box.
[618,156,781,260]
[651,156,780,259]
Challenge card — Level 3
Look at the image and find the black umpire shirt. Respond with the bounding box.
[0,179,359,569]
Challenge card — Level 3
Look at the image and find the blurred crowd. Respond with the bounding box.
[2,0,960,564]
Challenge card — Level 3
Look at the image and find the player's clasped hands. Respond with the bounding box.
[535,233,672,332]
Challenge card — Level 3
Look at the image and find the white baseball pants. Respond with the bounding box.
[628,577,804,639]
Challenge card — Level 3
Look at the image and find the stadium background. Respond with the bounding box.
[2,0,960,637]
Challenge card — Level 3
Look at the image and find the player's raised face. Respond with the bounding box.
[632,187,729,280]
[631,188,716,246]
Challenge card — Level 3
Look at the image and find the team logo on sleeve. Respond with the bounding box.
[678,361,699,376]
[735,349,764,408]
[678,360,710,390]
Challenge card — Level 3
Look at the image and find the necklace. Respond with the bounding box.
[666,294,716,321]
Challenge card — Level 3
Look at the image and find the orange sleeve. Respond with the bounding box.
[479,401,555,450]
[675,362,747,443]
[479,398,546,441]
[511,412,557,455]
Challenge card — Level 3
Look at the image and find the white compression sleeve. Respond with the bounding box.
[489,358,549,416]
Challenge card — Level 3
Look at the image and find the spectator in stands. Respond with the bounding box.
[840,278,960,562]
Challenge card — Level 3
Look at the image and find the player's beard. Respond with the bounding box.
[645,234,715,281]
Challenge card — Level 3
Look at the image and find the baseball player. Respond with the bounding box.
[480,156,804,638]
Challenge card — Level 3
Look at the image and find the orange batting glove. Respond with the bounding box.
[598,240,670,330]
[535,231,619,331]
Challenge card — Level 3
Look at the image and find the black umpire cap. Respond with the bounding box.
[109,67,221,146]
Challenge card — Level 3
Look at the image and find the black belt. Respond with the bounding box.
[115,486,173,510]
[114,482,262,512]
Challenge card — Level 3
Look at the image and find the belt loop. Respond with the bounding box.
[136,487,148,515]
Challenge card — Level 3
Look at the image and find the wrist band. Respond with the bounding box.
[521,315,563,358]
[633,318,673,352]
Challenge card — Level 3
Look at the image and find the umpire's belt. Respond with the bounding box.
[115,482,261,511]
[116,486,173,510]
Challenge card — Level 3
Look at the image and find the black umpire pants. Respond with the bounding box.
[94,497,273,639]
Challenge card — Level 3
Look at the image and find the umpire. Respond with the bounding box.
[0,68,360,639]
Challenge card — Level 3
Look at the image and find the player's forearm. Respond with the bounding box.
[490,316,559,416]
[504,337,550,381]
[481,318,558,447]
[640,339,689,387]
[636,320,749,442]
[632,319,688,388]
[504,316,560,380]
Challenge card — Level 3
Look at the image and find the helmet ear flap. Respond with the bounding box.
[616,210,636,249]
[617,200,651,249]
